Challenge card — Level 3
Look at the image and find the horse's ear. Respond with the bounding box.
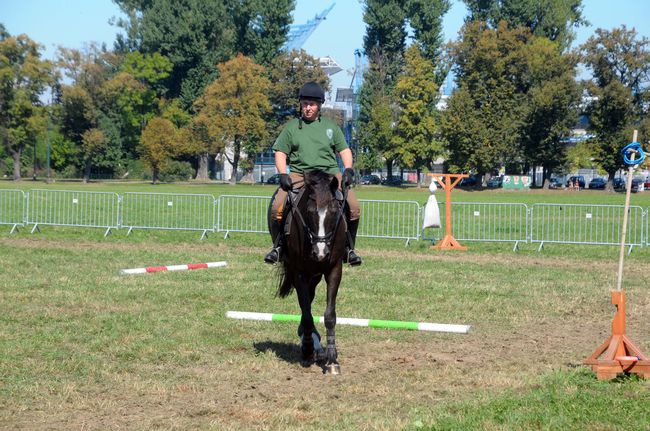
[330,175,339,193]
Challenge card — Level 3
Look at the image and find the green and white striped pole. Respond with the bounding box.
[226,311,471,334]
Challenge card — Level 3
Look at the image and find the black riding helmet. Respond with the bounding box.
[298,81,325,103]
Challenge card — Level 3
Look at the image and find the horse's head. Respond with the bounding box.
[301,170,344,262]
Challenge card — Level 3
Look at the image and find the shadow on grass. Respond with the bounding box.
[254,340,302,364]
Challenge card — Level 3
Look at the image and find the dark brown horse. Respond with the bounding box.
[275,170,347,374]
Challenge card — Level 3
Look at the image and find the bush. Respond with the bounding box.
[158,160,194,182]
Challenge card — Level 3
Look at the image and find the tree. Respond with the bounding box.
[358,0,408,176]
[442,22,529,182]
[0,32,54,180]
[193,54,271,184]
[80,128,108,182]
[229,0,295,66]
[115,0,295,107]
[581,26,650,189]
[519,36,581,187]
[140,116,177,183]
[463,0,586,49]
[393,44,444,186]
[406,0,451,73]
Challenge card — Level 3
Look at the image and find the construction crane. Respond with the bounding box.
[283,3,335,52]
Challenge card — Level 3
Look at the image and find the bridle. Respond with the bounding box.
[287,182,347,252]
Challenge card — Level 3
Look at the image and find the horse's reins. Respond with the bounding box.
[286,181,348,250]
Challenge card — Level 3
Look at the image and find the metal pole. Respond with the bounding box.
[616,130,637,291]
[46,113,51,182]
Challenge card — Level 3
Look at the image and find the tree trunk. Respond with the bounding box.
[416,167,422,189]
[230,144,240,185]
[386,159,393,178]
[196,153,209,180]
[83,159,91,183]
[11,149,22,181]
[152,167,159,184]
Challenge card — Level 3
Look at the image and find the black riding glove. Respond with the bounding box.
[279,173,293,191]
[342,168,355,188]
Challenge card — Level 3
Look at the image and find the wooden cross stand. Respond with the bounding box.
[584,130,650,380]
[427,173,468,251]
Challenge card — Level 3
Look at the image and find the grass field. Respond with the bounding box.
[1,181,649,430]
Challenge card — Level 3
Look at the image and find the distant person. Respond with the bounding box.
[264,81,362,266]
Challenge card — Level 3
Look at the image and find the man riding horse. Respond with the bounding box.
[264,81,362,267]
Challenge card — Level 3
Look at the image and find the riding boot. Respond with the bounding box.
[264,219,283,264]
[344,219,362,266]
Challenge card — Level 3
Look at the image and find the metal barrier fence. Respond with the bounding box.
[530,204,645,252]
[27,189,119,236]
[120,192,216,239]
[0,189,26,233]
[358,199,421,244]
[423,202,529,250]
[216,195,272,237]
[4,188,650,250]
[215,196,422,243]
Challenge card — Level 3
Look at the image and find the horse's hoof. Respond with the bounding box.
[324,363,341,375]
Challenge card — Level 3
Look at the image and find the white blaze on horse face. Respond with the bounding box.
[316,207,327,258]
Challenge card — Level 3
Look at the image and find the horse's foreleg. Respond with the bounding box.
[296,273,317,365]
[323,262,342,374]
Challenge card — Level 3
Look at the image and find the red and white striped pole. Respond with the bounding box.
[119,261,227,275]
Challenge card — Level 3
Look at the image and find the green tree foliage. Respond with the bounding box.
[193,54,271,184]
[80,128,108,182]
[229,0,295,66]
[443,21,580,184]
[393,44,444,184]
[58,46,122,178]
[140,116,178,183]
[115,0,294,108]
[358,0,450,176]
[581,26,650,186]
[463,0,586,49]
[442,22,529,180]
[520,36,581,186]
[0,31,54,180]
[406,0,451,73]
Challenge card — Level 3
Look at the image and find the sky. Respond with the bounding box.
[3,0,650,92]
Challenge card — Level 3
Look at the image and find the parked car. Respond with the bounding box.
[459,175,478,187]
[359,174,380,185]
[266,173,281,184]
[486,176,503,188]
[613,177,625,191]
[565,175,585,189]
[381,176,403,186]
[615,178,645,192]
[588,177,607,190]
[548,177,563,189]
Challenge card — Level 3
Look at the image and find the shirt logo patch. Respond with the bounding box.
[326,129,333,139]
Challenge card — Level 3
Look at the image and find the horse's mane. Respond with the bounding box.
[276,170,340,298]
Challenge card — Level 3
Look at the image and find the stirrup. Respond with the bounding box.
[264,247,281,264]
[346,249,362,266]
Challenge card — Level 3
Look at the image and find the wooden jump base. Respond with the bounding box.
[584,131,649,380]
[427,173,468,251]
[226,311,471,334]
[119,261,227,275]
[584,291,649,379]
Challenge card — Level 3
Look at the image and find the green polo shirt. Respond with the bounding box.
[272,117,348,174]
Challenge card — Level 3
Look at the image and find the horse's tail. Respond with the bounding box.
[276,261,294,298]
